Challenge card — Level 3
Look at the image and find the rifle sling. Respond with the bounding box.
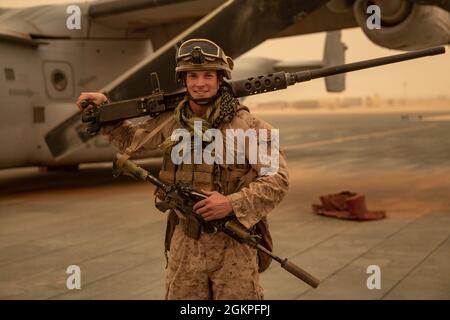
[116,115,173,168]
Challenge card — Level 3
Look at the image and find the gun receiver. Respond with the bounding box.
[81,46,445,134]
[112,155,320,288]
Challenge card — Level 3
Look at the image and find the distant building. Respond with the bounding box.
[340,97,363,108]
[365,94,381,107]
[256,101,288,111]
[291,100,319,110]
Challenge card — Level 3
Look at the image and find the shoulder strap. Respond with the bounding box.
[116,115,172,168]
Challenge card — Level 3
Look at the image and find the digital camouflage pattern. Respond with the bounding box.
[166,227,263,299]
[101,105,289,300]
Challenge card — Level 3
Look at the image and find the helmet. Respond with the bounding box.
[175,38,234,81]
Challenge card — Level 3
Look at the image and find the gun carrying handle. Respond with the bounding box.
[80,99,100,112]
[281,259,320,288]
[80,99,90,109]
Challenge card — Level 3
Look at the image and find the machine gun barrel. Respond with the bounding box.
[223,219,320,288]
[81,46,445,132]
[229,46,446,97]
[293,46,445,83]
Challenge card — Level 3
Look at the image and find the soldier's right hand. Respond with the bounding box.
[76,92,108,111]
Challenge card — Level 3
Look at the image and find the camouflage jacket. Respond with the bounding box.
[101,105,289,229]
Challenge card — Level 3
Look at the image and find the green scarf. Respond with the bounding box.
[159,87,239,154]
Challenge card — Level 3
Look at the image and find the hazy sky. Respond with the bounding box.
[244,29,449,104]
[2,0,449,103]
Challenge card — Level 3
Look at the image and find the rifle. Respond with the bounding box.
[81,46,445,134]
[112,154,320,288]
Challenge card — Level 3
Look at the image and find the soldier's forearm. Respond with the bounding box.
[227,168,289,229]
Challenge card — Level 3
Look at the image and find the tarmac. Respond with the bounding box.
[1,110,449,300]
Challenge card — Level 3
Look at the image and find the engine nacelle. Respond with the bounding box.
[354,0,450,50]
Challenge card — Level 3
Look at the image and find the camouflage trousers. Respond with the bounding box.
[165,225,264,300]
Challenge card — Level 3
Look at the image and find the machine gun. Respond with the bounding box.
[81,46,445,134]
[112,154,320,288]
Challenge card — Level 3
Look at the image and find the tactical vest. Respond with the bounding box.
[160,107,273,272]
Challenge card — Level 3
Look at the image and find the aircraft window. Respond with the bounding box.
[51,70,68,91]
[4,68,15,81]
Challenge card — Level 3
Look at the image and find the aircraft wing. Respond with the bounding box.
[0,0,358,48]
[87,0,225,50]
[87,0,450,56]
[86,0,359,51]
[88,0,218,20]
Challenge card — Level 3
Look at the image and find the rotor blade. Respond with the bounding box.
[45,112,89,160]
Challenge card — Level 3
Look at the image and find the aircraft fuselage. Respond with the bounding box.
[0,38,154,169]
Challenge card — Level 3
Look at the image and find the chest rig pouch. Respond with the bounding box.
[158,141,219,241]
[158,106,274,272]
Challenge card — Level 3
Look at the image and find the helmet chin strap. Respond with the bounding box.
[190,96,214,105]
[187,90,220,106]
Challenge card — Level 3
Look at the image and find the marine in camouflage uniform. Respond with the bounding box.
[99,39,289,299]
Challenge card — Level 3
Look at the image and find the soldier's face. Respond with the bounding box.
[185,71,220,100]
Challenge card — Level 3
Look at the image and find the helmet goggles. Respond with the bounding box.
[175,38,233,80]
[177,39,224,63]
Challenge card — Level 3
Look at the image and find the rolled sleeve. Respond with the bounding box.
[226,112,290,229]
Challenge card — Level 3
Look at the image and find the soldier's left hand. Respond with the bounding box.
[193,190,233,221]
